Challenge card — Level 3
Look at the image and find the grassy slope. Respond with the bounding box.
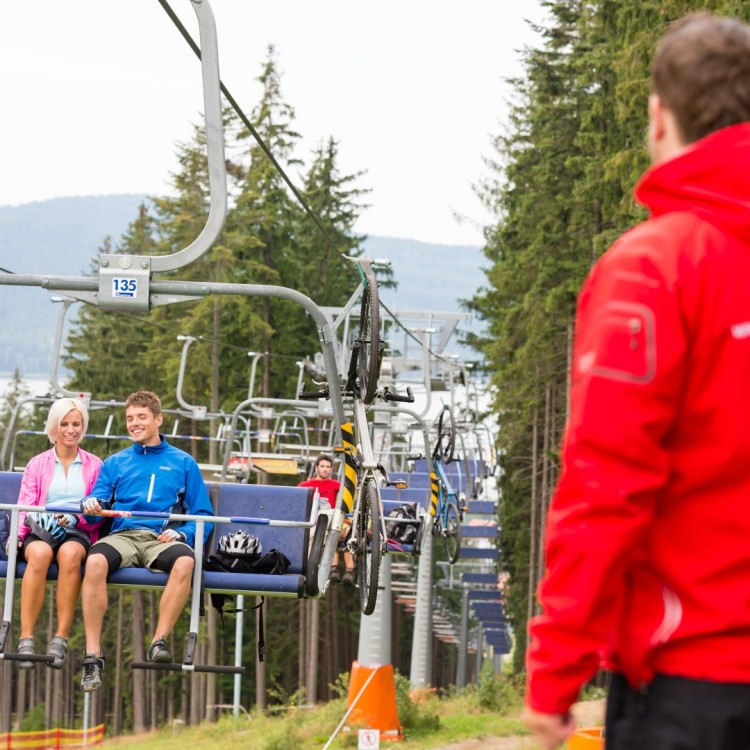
[103,690,528,749]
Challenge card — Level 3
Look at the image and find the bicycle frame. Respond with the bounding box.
[345,399,389,549]
[434,457,460,515]
[336,401,390,616]
[430,455,463,564]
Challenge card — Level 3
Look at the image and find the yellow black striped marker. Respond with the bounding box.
[430,472,439,518]
[340,422,357,513]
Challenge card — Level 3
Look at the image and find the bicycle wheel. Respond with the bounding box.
[356,272,382,404]
[434,405,456,463]
[357,478,382,615]
[442,501,461,564]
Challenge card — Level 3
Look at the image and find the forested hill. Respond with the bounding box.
[0,195,483,375]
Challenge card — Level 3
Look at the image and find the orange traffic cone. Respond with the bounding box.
[568,727,604,749]
[345,661,403,741]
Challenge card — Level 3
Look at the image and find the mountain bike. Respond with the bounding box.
[430,405,462,563]
[347,257,383,405]
[299,256,413,614]
[336,411,410,614]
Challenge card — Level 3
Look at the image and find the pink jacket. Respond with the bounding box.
[17,447,103,543]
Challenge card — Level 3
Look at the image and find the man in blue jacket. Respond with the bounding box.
[78,391,214,692]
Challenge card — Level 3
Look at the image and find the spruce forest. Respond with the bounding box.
[2,0,748,738]
[470,0,750,673]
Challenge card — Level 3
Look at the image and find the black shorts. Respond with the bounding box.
[606,672,750,750]
[22,531,91,559]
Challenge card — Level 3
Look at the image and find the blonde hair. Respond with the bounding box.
[45,398,89,445]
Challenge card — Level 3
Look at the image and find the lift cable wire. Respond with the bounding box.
[155,2,473,372]
[3,5,465,381]
[156,1,475,373]
[156,0,350,270]
[155,2,478,377]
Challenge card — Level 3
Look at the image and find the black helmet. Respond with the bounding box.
[25,512,66,549]
[218,530,262,556]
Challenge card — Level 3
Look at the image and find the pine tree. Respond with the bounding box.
[473,0,750,672]
[224,46,305,401]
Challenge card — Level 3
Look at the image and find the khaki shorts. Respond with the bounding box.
[90,529,193,571]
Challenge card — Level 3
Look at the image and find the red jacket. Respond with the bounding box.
[527,123,750,714]
[298,477,340,509]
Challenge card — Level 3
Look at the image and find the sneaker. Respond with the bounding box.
[17,637,35,670]
[329,566,341,584]
[147,639,173,663]
[81,653,105,692]
[46,636,68,670]
[343,568,356,586]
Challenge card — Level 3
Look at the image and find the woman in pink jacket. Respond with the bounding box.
[11,397,102,669]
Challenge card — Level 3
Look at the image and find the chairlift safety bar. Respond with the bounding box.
[0,503,320,530]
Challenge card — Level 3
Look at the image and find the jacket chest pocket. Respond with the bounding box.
[588,301,656,383]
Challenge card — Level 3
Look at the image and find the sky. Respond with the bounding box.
[1,1,544,247]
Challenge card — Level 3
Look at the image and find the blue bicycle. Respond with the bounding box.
[430,407,462,564]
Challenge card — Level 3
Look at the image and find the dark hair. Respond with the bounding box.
[125,391,162,417]
[315,454,333,468]
[653,13,750,143]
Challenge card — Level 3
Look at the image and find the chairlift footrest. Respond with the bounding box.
[2,652,54,664]
[132,660,245,675]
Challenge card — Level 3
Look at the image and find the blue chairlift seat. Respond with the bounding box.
[1,473,316,598]
[458,546,499,560]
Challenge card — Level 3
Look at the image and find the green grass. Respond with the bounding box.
[104,678,530,749]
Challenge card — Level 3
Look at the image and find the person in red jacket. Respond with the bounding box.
[299,454,355,584]
[524,13,750,750]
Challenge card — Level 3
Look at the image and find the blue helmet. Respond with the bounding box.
[25,512,66,548]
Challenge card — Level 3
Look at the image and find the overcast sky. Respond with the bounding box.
[1,1,544,247]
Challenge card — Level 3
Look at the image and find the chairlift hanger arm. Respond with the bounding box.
[175,335,208,418]
[31,0,227,314]
[159,0,343,263]
[147,0,227,274]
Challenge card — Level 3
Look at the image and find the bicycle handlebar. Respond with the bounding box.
[298,384,330,400]
[382,386,414,404]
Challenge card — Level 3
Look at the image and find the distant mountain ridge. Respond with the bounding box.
[0,195,484,375]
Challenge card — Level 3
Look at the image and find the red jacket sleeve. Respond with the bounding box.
[526,223,688,713]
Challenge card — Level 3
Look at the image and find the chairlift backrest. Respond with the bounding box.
[0,472,22,505]
[210,484,314,575]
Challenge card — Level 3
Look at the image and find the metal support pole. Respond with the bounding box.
[475,626,483,681]
[409,520,434,687]
[456,585,469,689]
[233,594,244,719]
[82,692,90,747]
[357,555,393,667]
[1,511,20,627]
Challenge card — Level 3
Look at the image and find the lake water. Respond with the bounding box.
[0,374,53,399]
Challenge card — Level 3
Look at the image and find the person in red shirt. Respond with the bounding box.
[299,454,354,584]
[524,13,750,750]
